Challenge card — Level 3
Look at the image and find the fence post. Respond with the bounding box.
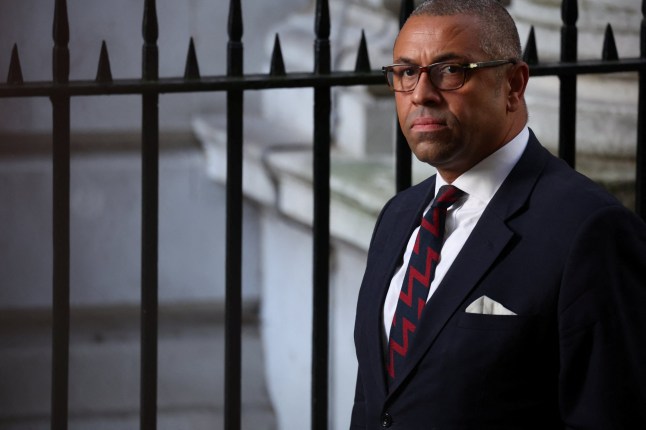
[559,0,578,167]
[51,0,71,429]
[312,0,331,429]
[395,0,415,192]
[225,0,244,429]
[140,0,160,429]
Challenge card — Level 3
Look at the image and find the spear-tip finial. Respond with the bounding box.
[184,37,201,80]
[228,0,243,42]
[561,0,578,26]
[522,26,539,65]
[355,30,372,73]
[7,43,24,84]
[270,34,286,76]
[96,40,113,82]
[602,24,619,61]
[315,0,330,40]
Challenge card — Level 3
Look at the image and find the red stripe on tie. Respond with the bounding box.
[386,318,416,378]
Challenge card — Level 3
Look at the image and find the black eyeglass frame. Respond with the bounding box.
[381,59,518,92]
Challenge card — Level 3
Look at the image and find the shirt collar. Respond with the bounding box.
[435,126,529,204]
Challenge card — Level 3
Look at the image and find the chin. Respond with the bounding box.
[410,143,446,164]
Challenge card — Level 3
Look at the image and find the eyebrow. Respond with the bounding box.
[393,53,468,65]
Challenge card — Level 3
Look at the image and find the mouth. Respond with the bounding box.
[410,117,447,132]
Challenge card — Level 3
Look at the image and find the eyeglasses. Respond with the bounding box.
[382,59,517,92]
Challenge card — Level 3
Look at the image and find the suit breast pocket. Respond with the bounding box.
[457,312,536,331]
[444,313,544,385]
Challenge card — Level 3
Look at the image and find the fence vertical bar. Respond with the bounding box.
[395,0,415,192]
[225,0,244,429]
[51,0,70,428]
[140,1,159,429]
[312,0,331,428]
[559,0,578,167]
[637,0,646,219]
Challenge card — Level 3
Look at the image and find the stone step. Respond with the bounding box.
[0,304,275,430]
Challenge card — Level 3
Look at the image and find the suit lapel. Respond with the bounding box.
[361,177,438,399]
[386,132,549,395]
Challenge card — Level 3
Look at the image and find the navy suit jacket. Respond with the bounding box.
[351,131,646,429]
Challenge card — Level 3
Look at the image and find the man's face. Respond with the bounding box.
[393,14,515,181]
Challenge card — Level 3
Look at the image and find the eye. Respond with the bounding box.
[403,67,418,77]
[394,66,418,78]
[438,64,462,75]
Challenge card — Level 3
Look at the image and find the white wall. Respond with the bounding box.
[259,210,367,430]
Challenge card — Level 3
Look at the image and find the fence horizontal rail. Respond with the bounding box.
[529,58,646,76]
[2,58,645,98]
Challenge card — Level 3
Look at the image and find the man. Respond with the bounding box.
[351,0,646,428]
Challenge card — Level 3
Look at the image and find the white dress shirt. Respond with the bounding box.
[382,127,529,340]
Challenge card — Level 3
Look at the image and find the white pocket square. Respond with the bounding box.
[465,295,517,316]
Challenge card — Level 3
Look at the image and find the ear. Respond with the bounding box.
[506,61,529,113]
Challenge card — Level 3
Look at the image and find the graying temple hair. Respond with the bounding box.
[411,0,522,60]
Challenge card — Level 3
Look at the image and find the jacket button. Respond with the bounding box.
[381,412,393,428]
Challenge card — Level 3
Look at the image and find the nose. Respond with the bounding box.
[410,69,442,106]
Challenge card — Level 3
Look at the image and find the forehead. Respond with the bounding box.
[393,14,484,63]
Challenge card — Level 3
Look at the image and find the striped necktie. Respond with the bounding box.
[386,184,465,385]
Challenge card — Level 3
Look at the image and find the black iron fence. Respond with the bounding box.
[0,0,645,429]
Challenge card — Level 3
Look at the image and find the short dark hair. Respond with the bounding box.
[410,0,522,60]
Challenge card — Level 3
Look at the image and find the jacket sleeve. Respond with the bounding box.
[558,205,646,429]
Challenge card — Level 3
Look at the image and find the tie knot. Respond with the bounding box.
[432,185,465,209]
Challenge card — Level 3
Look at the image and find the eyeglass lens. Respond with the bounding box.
[388,64,465,91]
